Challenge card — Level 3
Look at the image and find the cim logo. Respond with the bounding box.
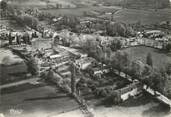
[9,109,23,115]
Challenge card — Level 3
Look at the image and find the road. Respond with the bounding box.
[0,77,40,89]
[113,70,171,108]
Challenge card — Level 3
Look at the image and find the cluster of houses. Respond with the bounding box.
[0,25,41,47]
[6,27,170,105]
[50,28,170,51]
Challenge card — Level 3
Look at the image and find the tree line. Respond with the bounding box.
[80,36,171,98]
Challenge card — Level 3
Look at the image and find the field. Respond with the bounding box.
[0,19,25,31]
[83,87,171,117]
[0,82,79,117]
[0,49,28,84]
[41,7,171,24]
[41,6,120,17]
[7,0,47,8]
[7,0,171,25]
[7,0,96,9]
[112,8,171,25]
[121,46,171,69]
[94,101,170,117]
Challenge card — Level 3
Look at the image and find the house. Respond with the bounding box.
[93,68,110,79]
[137,38,144,45]
[49,54,62,59]
[155,37,168,42]
[153,41,163,49]
[144,30,164,39]
[113,81,142,102]
[129,38,138,46]
[143,38,154,47]
[75,57,97,70]
[31,38,52,50]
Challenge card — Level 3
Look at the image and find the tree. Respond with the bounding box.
[0,0,8,17]
[165,63,171,75]
[146,70,161,89]
[110,39,122,51]
[0,1,7,11]
[165,43,171,52]
[16,15,39,29]
[110,51,130,75]
[130,60,144,79]
[106,22,134,37]
[146,53,153,67]
[56,3,60,9]
[141,65,152,79]
[103,46,112,64]
[70,62,76,94]
[27,56,39,75]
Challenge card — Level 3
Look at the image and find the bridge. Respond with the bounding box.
[143,85,171,108]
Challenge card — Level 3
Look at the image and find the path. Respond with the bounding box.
[0,77,40,89]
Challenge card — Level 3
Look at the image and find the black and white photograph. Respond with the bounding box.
[0,0,171,117]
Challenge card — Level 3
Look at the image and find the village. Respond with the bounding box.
[1,0,171,117]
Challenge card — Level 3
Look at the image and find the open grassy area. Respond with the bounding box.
[7,0,99,9]
[112,8,171,25]
[7,0,97,9]
[0,49,28,84]
[41,6,120,17]
[0,19,25,31]
[94,96,170,117]
[8,0,47,9]
[122,46,171,69]
[0,82,79,117]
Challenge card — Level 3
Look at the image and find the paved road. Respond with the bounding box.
[0,77,40,89]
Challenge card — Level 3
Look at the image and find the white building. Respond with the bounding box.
[75,57,96,70]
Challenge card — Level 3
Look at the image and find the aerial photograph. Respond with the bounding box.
[0,0,171,117]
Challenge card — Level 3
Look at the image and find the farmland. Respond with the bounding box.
[0,19,25,31]
[0,49,28,84]
[94,101,169,117]
[7,0,97,9]
[112,8,171,25]
[41,6,171,25]
[0,83,80,117]
[7,0,47,8]
[7,0,171,24]
[1,0,171,117]
[41,6,120,17]
[121,46,171,69]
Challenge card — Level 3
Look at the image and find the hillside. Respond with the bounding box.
[6,0,97,8]
[112,8,171,25]
[99,0,170,9]
[6,0,170,9]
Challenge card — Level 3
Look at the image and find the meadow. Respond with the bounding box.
[112,8,171,25]
[41,6,120,17]
[0,83,79,117]
[122,46,171,70]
